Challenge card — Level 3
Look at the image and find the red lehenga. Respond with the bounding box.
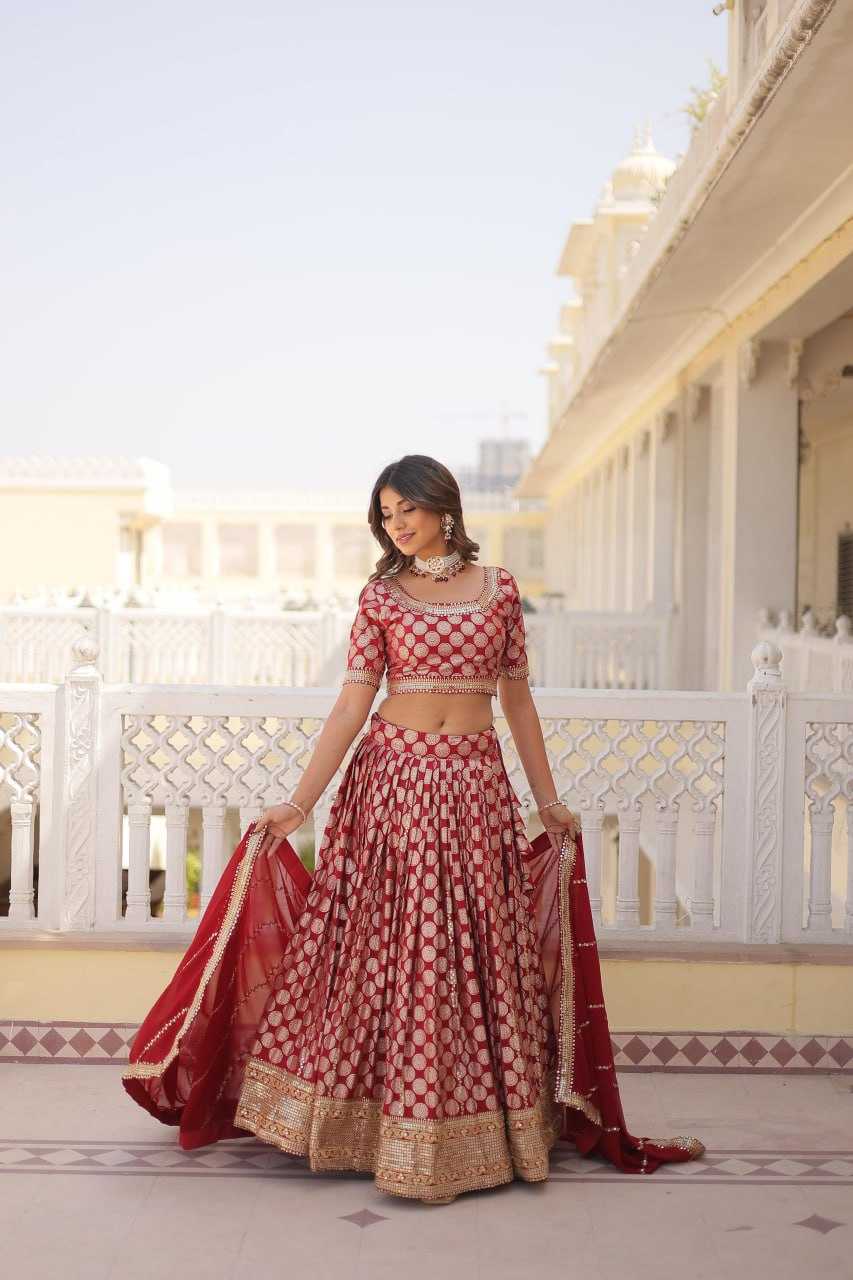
[123,711,705,1201]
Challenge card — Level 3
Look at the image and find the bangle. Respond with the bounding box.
[281,799,308,825]
[537,799,562,814]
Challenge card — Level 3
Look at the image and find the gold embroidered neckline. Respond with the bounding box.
[384,565,499,614]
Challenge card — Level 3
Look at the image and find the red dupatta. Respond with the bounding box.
[122,823,311,1150]
[123,820,704,1170]
[525,826,705,1171]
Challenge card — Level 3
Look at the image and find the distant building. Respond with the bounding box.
[0,445,546,607]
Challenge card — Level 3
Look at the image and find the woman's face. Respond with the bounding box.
[378,485,443,556]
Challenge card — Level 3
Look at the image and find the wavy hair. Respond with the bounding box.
[366,455,480,583]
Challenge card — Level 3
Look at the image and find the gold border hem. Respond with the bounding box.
[234,1056,562,1201]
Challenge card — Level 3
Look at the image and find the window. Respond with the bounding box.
[275,525,315,576]
[162,524,202,577]
[333,526,372,577]
[218,524,259,577]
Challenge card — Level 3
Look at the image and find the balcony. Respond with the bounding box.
[2,636,851,947]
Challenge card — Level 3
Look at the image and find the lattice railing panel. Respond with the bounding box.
[121,713,333,806]
[804,720,853,933]
[496,714,725,932]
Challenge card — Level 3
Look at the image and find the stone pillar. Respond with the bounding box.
[201,519,220,587]
[606,458,620,610]
[258,521,277,589]
[681,384,712,688]
[611,446,629,610]
[593,468,607,609]
[718,340,799,689]
[573,481,589,609]
[626,429,650,611]
[647,412,678,612]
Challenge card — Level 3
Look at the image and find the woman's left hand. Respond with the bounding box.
[540,803,580,852]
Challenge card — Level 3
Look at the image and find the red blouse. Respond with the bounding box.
[341,564,530,696]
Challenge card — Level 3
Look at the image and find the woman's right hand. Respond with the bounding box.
[255,803,307,840]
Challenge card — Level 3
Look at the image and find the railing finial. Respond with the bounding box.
[749,640,783,689]
[69,636,100,674]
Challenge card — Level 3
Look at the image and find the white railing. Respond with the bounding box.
[0,601,673,691]
[0,604,352,686]
[758,611,853,693]
[1,637,851,946]
[525,610,673,690]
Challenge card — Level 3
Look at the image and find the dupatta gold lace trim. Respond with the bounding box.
[121,823,268,1081]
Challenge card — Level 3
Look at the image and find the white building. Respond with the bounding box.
[523,0,853,690]
[0,450,546,609]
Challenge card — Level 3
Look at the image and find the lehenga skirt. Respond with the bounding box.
[123,710,705,1201]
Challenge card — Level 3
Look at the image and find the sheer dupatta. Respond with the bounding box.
[122,823,311,1150]
[524,826,705,1172]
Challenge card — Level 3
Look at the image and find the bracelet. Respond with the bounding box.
[281,799,308,825]
[537,799,563,814]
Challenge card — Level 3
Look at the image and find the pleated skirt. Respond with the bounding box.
[233,710,562,1200]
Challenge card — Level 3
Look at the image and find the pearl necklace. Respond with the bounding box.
[409,549,464,582]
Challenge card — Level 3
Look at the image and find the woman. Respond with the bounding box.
[122,454,705,1203]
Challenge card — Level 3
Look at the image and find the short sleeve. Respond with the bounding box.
[342,585,386,690]
[499,572,530,681]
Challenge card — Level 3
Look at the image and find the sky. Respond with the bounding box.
[0,1,727,494]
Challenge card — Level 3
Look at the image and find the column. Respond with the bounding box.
[717,339,799,689]
[626,429,650,611]
[647,412,678,612]
[258,521,277,588]
[201,519,220,588]
[606,458,620,610]
[611,447,629,610]
[593,468,607,609]
[580,478,593,609]
[681,384,712,688]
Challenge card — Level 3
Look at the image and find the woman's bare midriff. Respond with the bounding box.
[375,690,494,733]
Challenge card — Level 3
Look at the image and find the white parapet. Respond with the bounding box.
[0,640,851,948]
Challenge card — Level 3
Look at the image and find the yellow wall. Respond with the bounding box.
[0,490,142,597]
[2,948,850,1035]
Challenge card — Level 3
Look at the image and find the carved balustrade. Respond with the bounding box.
[1,638,851,947]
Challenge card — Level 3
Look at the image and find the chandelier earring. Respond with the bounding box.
[441,512,454,542]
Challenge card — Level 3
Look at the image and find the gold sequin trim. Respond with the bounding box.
[383,565,500,615]
[234,1057,562,1201]
[553,831,603,1127]
[386,675,498,696]
[342,668,383,689]
[121,824,268,1082]
[499,662,530,680]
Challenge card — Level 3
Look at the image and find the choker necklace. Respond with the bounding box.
[409,550,464,582]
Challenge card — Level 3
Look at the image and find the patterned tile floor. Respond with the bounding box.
[1,1064,851,1279]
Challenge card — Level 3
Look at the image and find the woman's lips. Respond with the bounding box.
[398,533,414,544]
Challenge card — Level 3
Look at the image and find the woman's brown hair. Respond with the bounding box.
[366,455,480,583]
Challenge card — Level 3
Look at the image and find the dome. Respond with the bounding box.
[611,125,676,202]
